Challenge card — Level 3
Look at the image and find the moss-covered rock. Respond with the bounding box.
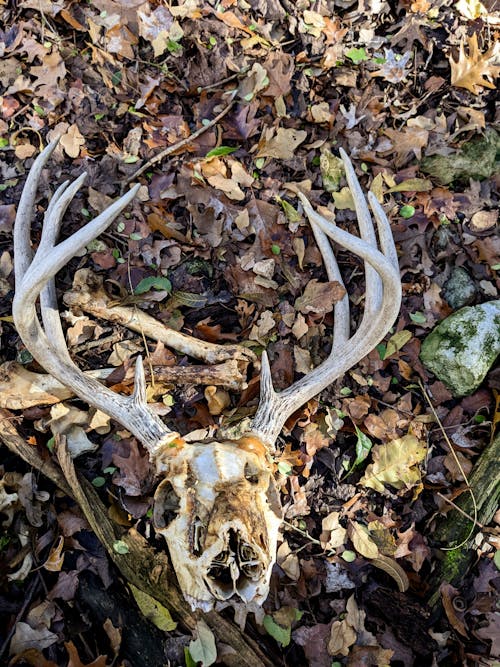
[420,301,500,396]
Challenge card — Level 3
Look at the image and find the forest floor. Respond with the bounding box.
[0,0,499,665]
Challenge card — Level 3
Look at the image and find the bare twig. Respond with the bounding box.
[123,97,236,186]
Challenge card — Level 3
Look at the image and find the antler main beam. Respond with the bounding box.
[247,148,402,449]
[13,140,180,456]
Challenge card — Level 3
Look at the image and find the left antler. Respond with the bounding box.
[247,148,402,449]
[13,139,181,456]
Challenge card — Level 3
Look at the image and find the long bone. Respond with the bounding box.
[12,141,401,611]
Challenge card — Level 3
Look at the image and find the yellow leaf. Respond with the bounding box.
[455,0,487,20]
[360,434,427,494]
[349,521,379,559]
[385,330,413,358]
[449,34,499,95]
[129,584,177,632]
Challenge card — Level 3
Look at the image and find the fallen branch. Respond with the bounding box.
[428,432,500,607]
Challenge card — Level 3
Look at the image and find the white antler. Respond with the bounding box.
[248,148,402,449]
[13,139,180,456]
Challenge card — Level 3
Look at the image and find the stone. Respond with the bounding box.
[442,267,476,309]
[420,300,500,397]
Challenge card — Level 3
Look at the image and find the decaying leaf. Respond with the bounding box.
[295,279,346,315]
[449,34,499,94]
[256,127,307,160]
[349,521,380,559]
[359,434,427,493]
[129,584,177,632]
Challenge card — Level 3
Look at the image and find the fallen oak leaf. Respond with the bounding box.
[449,33,499,94]
[256,127,307,160]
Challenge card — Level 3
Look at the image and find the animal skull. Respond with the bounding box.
[152,437,282,611]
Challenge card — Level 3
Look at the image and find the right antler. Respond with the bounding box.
[247,148,402,449]
[13,139,181,457]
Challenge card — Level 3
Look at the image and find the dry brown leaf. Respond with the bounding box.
[295,279,345,315]
[371,555,409,592]
[256,127,307,160]
[449,33,499,94]
[320,511,347,550]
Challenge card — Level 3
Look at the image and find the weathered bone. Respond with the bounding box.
[12,139,401,611]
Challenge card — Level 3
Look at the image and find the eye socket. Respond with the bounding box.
[153,480,180,530]
[244,462,260,485]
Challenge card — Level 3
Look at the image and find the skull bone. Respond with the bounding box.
[153,437,282,611]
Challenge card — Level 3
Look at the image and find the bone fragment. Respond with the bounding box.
[0,358,248,409]
[64,269,256,366]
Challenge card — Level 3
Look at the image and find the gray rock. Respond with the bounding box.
[420,301,500,397]
[442,267,476,309]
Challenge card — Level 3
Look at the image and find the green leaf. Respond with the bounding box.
[409,311,427,324]
[341,550,356,562]
[278,461,292,475]
[278,198,302,223]
[353,426,373,467]
[400,205,416,219]
[134,276,172,295]
[346,47,368,64]
[124,155,139,164]
[271,244,281,255]
[205,145,239,158]
[494,549,500,570]
[184,648,198,667]
[189,620,217,666]
[129,232,142,241]
[388,179,432,193]
[385,330,413,358]
[129,584,177,632]
[113,540,130,554]
[263,615,291,647]
[92,476,106,488]
[111,70,122,86]
[0,137,9,148]
[491,264,500,271]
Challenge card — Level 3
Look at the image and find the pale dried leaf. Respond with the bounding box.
[359,435,427,493]
[449,34,499,94]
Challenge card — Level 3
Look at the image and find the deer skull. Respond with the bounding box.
[152,437,281,611]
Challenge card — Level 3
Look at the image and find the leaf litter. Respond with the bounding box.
[0,0,498,665]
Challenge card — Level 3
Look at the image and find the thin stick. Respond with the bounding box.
[418,379,478,550]
[436,492,484,529]
[124,97,236,186]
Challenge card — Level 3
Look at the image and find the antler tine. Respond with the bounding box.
[248,152,401,449]
[13,141,180,456]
